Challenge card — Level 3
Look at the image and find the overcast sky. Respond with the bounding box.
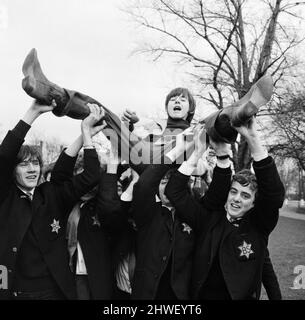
[1,0,304,145]
[0,0,209,144]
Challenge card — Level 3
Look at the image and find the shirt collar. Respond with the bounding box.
[17,185,35,198]
[226,212,243,223]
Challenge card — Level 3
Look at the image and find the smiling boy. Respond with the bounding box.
[165,118,285,300]
[0,100,104,300]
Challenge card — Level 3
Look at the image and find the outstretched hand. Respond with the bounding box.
[193,124,207,156]
[82,103,106,136]
[30,99,57,114]
[233,117,259,141]
[184,124,207,168]
[175,127,195,155]
[121,109,139,124]
[22,99,58,125]
[209,137,231,157]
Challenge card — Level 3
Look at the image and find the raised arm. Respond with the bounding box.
[54,104,106,210]
[165,125,207,229]
[132,163,172,228]
[234,118,285,235]
[94,147,127,232]
[49,141,80,184]
[0,100,55,201]
[165,125,231,230]
[200,138,232,211]
[51,106,106,184]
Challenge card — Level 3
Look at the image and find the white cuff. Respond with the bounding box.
[178,161,196,176]
[252,150,268,162]
[216,158,231,169]
[121,192,133,202]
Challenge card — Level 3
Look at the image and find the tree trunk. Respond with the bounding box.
[236,135,252,171]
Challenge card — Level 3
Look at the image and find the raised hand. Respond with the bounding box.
[30,99,57,114]
[193,124,207,157]
[209,137,231,157]
[233,116,259,141]
[233,117,267,160]
[121,108,139,124]
[81,103,105,136]
[22,99,57,125]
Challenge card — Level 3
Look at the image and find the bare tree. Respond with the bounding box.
[29,134,65,166]
[124,0,305,170]
[267,89,305,170]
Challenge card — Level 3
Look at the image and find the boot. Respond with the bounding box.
[220,74,273,127]
[22,48,69,116]
[202,74,273,143]
[202,110,238,144]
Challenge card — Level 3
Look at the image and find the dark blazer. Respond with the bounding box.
[0,121,100,300]
[77,172,127,300]
[130,164,196,300]
[165,157,285,300]
[52,154,126,300]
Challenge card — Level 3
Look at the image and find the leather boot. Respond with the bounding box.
[220,74,273,127]
[22,48,69,115]
[202,74,273,143]
[202,110,238,144]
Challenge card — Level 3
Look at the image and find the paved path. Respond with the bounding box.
[280,201,305,221]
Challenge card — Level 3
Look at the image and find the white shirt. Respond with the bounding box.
[76,242,88,275]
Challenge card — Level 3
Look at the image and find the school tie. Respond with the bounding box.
[25,192,33,201]
[229,216,242,227]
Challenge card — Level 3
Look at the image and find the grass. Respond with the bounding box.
[260,215,305,300]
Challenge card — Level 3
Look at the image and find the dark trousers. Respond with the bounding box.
[154,259,178,300]
[112,285,131,300]
[75,275,91,300]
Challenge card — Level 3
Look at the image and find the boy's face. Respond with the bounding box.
[14,156,41,191]
[225,181,256,218]
[167,94,190,120]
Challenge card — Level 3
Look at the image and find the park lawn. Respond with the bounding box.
[261,216,305,300]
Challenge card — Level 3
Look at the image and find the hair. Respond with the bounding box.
[157,168,177,199]
[165,87,196,123]
[15,145,43,169]
[232,169,258,193]
[161,168,177,182]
